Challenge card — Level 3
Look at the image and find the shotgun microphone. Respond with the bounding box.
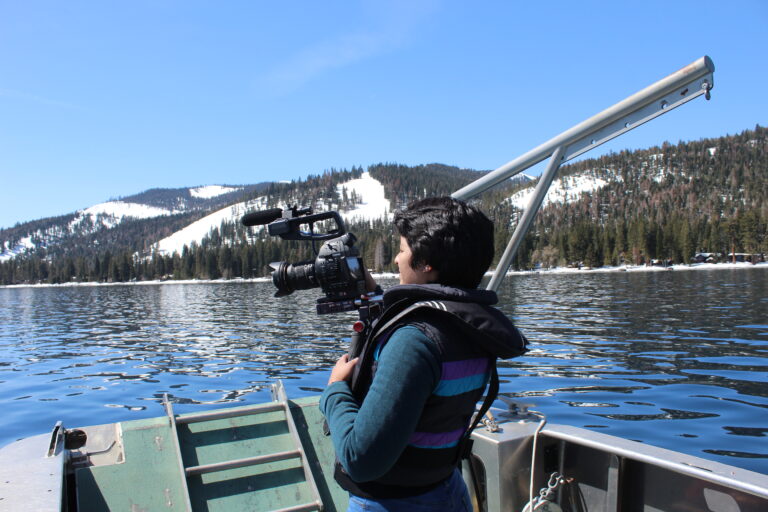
[241,208,283,226]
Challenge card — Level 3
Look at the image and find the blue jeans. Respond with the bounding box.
[346,469,472,512]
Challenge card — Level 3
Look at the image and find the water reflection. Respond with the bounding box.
[1,270,767,473]
[494,270,768,471]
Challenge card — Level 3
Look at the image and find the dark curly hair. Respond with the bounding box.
[393,197,494,288]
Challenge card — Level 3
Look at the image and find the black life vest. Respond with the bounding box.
[334,286,527,498]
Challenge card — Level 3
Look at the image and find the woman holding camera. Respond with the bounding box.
[320,196,528,512]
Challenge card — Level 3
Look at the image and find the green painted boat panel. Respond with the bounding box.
[179,406,317,511]
[290,397,349,512]
[74,396,349,511]
[76,419,189,511]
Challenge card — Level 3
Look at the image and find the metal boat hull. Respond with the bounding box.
[2,386,767,511]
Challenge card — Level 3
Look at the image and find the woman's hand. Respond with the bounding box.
[328,354,359,384]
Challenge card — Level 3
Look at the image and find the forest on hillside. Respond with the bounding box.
[0,126,766,285]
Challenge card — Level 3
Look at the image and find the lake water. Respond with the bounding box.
[1,269,767,475]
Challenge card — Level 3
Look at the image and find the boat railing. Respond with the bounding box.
[451,56,715,291]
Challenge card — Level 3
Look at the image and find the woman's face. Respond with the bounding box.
[394,236,437,285]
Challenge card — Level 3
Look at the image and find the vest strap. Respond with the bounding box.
[456,362,498,463]
[457,362,498,511]
[351,300,448,392]
[375,300,447,337]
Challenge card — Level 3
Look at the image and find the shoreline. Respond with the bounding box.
[1,262,765,289]
[507,261,768,275]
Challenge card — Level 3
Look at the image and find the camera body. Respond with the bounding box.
[271,233,368,314]
[244,206,377,315]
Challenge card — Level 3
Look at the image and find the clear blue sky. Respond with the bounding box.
[1,1,766,229]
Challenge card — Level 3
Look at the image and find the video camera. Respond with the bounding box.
[241,205,381,316]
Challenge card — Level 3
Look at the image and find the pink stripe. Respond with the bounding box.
[441,358,488,380]
[409,427,465,447]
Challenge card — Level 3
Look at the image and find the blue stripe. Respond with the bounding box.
[409,439,461,450]
[434,373,487,396]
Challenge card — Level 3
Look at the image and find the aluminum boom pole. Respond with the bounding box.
[451,56,714,290]
[486,146,565,292]
[452,56,714,201]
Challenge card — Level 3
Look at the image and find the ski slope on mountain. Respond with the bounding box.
[508,173,608,210]
[336,172,391,223]
[0,236,36,262]
[71,201,180,230]
[190,185,241,199]
[155,197,268,256]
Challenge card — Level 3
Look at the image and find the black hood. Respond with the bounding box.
[383,283,498,308]
[382,284,528,359]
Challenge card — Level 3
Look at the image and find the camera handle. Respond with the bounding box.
[268,210,346,241]
[347,330,363,359]
[346,294,383,358]
[322,304,375,438]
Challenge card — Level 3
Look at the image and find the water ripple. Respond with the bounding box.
[1,270,767,474]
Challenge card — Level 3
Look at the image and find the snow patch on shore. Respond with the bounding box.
[502,262,768,275]
[4,263,765,289]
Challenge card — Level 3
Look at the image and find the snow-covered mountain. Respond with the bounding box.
[1,200,182,262]
[0,183,261,262]
[148,170,615,257]
[3,126,765,284]
[0,168,609,262]
[0,151,696,264]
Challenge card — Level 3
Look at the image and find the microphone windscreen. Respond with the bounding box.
[241,208,283,226]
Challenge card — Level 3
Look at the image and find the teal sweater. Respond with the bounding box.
[319,325,441,482]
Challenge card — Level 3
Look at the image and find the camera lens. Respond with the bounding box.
[270,261,317,297]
